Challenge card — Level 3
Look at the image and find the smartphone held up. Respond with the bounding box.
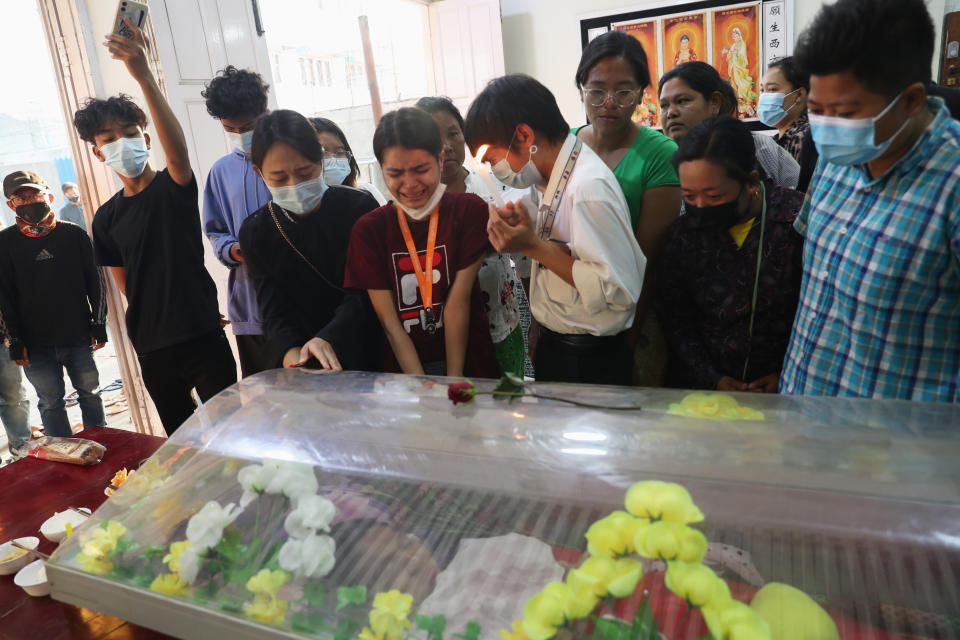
[113,0,148,38]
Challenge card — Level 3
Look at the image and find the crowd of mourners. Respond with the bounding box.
[0,0,957,442]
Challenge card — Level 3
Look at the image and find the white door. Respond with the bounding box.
[148,0,277,195]
[146,0,278,371]
[428,0,506,116]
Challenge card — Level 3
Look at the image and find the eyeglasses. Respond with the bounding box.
[8,191,47,206]
[583,89,641,108]
[323,148,353,160]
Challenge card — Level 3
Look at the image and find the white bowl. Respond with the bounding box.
[40,508,91,543]
[14,559,49,597]
[0,537,39,575]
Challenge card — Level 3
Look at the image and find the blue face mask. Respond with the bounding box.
[757,89,801,128]
[808,93,911,166]
[322,157,352,186]
[268,174,328,215]
[100,136,150,178]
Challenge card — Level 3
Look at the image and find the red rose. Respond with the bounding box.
[447,381,477,405]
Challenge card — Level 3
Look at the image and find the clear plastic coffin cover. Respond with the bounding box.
[48,370,960,639]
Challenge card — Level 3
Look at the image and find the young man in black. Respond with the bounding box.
[0,170,106,437]
[74,19,236,434]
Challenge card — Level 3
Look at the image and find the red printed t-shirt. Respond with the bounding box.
[345,191,499,378]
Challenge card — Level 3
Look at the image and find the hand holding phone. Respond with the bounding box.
[104,13,150,80]
[113,0,148,38]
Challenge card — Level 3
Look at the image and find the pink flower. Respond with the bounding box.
[448,382,477,405]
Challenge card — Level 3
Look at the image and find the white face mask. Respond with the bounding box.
[226,129,254,155]
[323,157,352,186]
[268,174,328,215]
[100,137,150,178]
[491,143,544,189]
[390,183,447,221]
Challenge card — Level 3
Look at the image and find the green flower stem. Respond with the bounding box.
[472,390,642,411]
[677,602,694,635]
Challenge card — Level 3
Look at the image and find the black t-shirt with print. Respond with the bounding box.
[0,222,107,353]
[92,169,221,354]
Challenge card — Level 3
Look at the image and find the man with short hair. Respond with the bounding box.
[464,74,646,385]
[0,170,106,437]
[58,182,86,231]
[780,0,960,401]
[200,66,273,377]
[74,19,236,433]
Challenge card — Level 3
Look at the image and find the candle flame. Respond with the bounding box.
[475,144,490,164]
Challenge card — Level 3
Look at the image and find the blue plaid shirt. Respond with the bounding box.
[781,98,960,402]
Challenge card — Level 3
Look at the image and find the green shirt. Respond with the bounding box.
[574,125,680,230]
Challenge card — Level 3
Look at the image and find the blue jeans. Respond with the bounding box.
[0,348,30,446]
[22,345,105,437]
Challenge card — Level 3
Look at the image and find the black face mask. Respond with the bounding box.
[685,188,745,229]
[16,201,52,224]
[67,195,80,203]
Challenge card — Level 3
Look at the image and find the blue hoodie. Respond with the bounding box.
[202,149,272,335]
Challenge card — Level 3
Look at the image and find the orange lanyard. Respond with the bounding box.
[396,205,439,317]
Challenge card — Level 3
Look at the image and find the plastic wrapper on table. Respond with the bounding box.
[13,436,106,466]
[43,371,960,640]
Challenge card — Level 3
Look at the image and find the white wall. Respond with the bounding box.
[79,0,167,172]
[500,0,948,128]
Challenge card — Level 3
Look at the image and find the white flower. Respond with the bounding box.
[177,547,201,584]
[278,532,336,578]
[238,464,271,508]
[284,494,337,539]
[262,462,319,500]
[186,501,242,551]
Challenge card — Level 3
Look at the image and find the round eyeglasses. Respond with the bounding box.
[583,89,641,108]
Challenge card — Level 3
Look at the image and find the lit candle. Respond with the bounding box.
[474,145,506,209]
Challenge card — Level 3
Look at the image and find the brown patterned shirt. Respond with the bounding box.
[774,112,809,163]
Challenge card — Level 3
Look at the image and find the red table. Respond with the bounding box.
[0,427,174,640]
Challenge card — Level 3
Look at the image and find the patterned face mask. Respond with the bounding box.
[15,202,56,237]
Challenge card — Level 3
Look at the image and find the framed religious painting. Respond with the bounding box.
[662,12,707,72]
[579,0,794,128]
[711,3,761,119]
[611,19,662,128]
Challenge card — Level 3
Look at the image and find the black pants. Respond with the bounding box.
[138,330,237,435]
[236,334,275,378]
[534,327,632,385]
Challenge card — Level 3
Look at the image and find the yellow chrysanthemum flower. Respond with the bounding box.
[149,573,189,597]
[702,599,772,640]
[522,584,567,640]
[634,521,707,563]
[371,590,414,620]
[369,590,413,640]
[567,555,644,599]
[76,551,113,575]
[81,520,130,561]
[584,511,648,557]
[500,619,532,640]
[664,561,730,608]
[358,627,386,640]
[624,481,704,524]
[101,520,127,541]
[668,393,764,420]
[162,540,189,573]
[243,593,290,625]
[245,568,290,598]
[540,580,598,621]
[749,583,839,640]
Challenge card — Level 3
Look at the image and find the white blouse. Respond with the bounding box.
[529,134,646,336]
